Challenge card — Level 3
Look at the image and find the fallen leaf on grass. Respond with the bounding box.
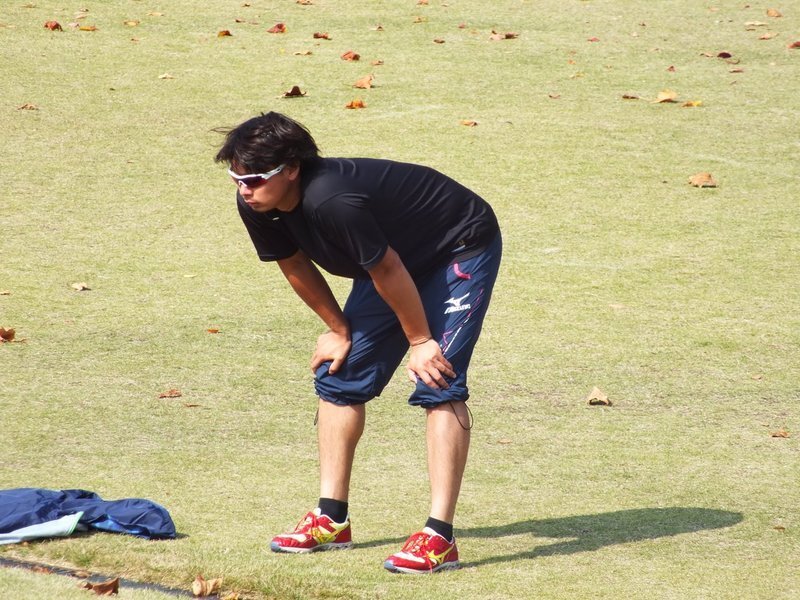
[751,373,764,380]
[372,24,384,31]
[371,59,384,66]
[412,16,427,24]
[587,36,600,42]
[206,328,220,334]
[460,120,478,126]
[0,328,17,343]
[44,20,63,31]
[688,172,717,187]
[345,99,366,109]
[548,93,562,99]
[183,403,202,408]
[766,8,782,17]
[79,24,98,31]
[771,428,791,438]
[17,103,39,110]
[159,389,182,399]
[0,290,10,295]
[123,20,139,27]
[282,85,306,97]
[587,387,612,406]
[71,282,91,291]
[217,29,232,37]
[313,31,331,39]
[159,73,175,79]
[774,525,786,532]
[417,0,429,4]
[759,32,777,40]
[147,11,164,17]
[489,30,518,41]
[682,100,703,107]
[788,41,800,49]
[497,438,512,444]
[433,38,445,44]
[192,574,222,597]
[653,89,679,103]
[297,0,313,4]
[341,50,360,61]
[667,65,676,72]
[267,23,286,33]
[730,67,745,73]
[353,74,373,89]
[744,21,767,28]
[294,50,313,55]
[79,577,119,596]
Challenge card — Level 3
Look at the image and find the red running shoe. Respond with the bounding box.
[270,508,352,553]
[384,527,460,574]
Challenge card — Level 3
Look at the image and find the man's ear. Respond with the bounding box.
[285,162,301,181]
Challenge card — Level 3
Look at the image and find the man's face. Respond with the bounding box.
[231,163,300,212]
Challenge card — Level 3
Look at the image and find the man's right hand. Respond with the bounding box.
[311,329,352,375]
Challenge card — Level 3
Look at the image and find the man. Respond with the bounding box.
[215,112,501,574]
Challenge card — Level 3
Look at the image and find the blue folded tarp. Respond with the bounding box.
[0,488,176,545]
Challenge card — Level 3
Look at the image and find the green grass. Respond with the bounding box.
[1,0,799,598]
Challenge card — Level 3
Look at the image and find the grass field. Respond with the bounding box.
[1,1,799,598]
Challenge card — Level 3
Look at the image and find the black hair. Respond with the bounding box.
[214,112,320,172]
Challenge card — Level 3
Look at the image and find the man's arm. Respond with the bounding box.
[367,246,455,390]
[277,250,351,374]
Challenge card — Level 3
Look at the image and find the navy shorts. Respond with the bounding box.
[314,232,502,408]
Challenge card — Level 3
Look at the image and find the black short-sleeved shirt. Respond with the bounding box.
[237,157,499,279]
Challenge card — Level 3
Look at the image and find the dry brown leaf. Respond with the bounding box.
[282,85,306,97]
[80,577,119,596]
[353,74,373,89]
[372,24,384,31]
[413,16,426,24]
[433,38,445,44]
[206,328,220,334]
[622,94,640,100]
[341,50,360,61]
[460,120,478,126]
[1,327,18,344]
[267,22,286,33]
[587,387,612,406]
[159,389,182,399]
[123,20,140,26]
[294,50,313,55]
[71,282,91,291]
[774,525,786,532]
[788,41,800,49]
[44,20,62,31]
[688,172,717,187]
[766,8,782,17]
[587,36,600,42]
[759,32,777,40]
[345,99,366,109]
[667,65,676,72]
[183,403,202,408]
[771,428,791,438]
[654,89,679,103]
[313,31,330,39]
[751,373,764,380]
[489,30,518,41]
[217,30,232,37]
[0,290,10,295]
[296,0,313,4]
[682,100,703,107]
[548,93,561,99]
[371,59,384,66]
[497,438,512,444]
[192,574,222,597]
[730,67,745,73]
[17,103,39,110]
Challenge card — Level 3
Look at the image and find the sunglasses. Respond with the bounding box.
[227,164,285,188]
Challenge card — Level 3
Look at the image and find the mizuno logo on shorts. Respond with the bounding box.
[444,293,471,314]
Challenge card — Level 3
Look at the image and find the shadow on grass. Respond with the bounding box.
[359,507,743,567]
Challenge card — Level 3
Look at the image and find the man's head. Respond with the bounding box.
[215,112,319,173]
